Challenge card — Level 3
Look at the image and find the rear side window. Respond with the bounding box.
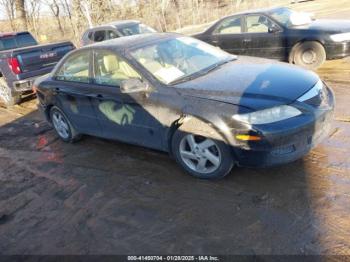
[55,51,90,83]
[93,30,106,42]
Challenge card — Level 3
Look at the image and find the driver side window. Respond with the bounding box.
[214,16,242,34]
[93,50,141,87]
[245,15,274,33]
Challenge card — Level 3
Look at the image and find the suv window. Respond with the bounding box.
[93,30,106,42]
[87,31,94,40]
[214,16,242,34]
[106,30,118,40]
[93,50,141,86]
[246,15,273,33]
[55,51,90,83]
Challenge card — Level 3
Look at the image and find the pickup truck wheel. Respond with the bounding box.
[290,41,326,70]
[171,130,234,179]
[0,78,20,107]
[50,106,81,143]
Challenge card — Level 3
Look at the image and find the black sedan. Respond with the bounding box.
[34,33,334,179]
[193,7,350,69]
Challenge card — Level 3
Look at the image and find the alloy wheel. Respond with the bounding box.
[52,111,70,139]
[179,134,222,174]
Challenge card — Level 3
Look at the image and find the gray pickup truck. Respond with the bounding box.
[0,31,75,107]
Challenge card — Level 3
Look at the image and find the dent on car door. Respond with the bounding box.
[210,16,246,55]
[243,14,286,59]
[89,49,163,150]
[52,50,101,135]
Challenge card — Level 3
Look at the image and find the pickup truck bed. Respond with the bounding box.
[0,32,74,107]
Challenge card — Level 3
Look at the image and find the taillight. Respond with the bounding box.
[7,57,21,74]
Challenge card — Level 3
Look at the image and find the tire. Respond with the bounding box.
[171,130,234,179]
[50,106,81,143]
[289,41,326,70]
[0,78,21,107]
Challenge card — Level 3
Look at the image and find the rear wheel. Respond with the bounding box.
[172,131,234,179]
[289,41,326,70]
[50,106,81,143]
[0,78,20,107]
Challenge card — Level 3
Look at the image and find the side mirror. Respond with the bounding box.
[120,78,149,94]
[268,25,280,33]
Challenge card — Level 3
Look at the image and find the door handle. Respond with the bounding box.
[243,38,252,43]
[212,40,219,45]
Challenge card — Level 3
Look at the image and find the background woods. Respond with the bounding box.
[0,0,289,45]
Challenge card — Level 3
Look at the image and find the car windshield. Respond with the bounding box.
[118,23,157,36]
[130,36,234,85]
[269,8,312,27]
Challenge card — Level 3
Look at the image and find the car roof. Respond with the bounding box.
[80,32,179,52]
[225,6,287,17]
[87,20,141,31]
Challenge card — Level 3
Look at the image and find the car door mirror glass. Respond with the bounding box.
[120,78,149,93]
[268,25,280,33]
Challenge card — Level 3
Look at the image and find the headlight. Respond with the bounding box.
[297,80,323,102]
[330,32,350,42]
[232,105,302,125]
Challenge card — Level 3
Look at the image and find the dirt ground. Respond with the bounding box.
[1,2,350,256]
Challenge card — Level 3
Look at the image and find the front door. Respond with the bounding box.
[243,14,286,60]
[209,15,246,55]
[89,50,163,150]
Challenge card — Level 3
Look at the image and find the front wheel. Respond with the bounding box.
[172,131,234,179]
[289,41,326,70]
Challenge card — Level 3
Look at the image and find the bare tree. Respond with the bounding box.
[48,0,65,36]
[15,0,27,30]
[26,0,41,36]
[0,0,16,30]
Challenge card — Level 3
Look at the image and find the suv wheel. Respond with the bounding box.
[172,131,234,179]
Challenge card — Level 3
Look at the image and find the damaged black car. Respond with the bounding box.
[34,33,334,179]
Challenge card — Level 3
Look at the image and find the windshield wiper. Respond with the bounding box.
[169,57,236,85]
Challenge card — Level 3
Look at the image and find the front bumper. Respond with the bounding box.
[325,41,350,60]
[232,86,335,168]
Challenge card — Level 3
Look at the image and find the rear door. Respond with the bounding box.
[242,14,286,59]
[208,15,246,55]
[51,50,101,135]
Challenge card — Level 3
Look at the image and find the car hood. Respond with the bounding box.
[292,19,350,33]
[175,56,319,111]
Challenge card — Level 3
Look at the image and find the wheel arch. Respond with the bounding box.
[167,114,234,156]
